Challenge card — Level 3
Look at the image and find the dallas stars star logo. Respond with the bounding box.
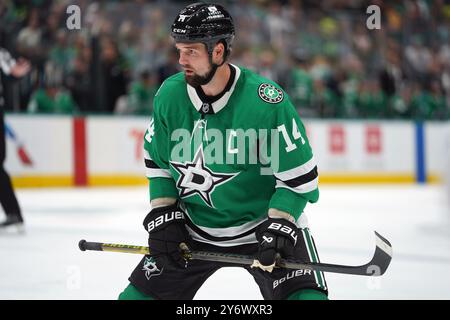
[258,83,284,104]
[170,147,238,208]
[142,257,163,280]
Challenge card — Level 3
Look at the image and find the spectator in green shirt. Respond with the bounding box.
[356,80,387,119]
[27,82,78,114]
[129,70,158,115]
[311,77,342,118]
[287,49,314,114]
[115,70,158,115]
[388,85,413,119]
[411,81,447,120]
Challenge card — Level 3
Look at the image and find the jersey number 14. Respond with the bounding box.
[277,118,306,152]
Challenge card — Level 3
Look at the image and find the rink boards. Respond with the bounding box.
[4,115,449,187]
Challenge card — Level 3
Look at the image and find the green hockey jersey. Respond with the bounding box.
[144,64,319,246]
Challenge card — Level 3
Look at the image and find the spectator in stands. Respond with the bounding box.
[99,38,129,113]
[0,0,447,121]
[357,79,387,119]
[287,48,314,115]
[66,55,93,113]
[47,30,76,77]
[389,84,413,119]
[16,9,44,65]
[257,47,284,85]
[411,80,447,120]
[157,47,180,86]
[115,69,158,115]
[27,80,78,114]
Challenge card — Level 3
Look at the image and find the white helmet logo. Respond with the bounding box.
[208,6,218,13]
[178,14,189,22]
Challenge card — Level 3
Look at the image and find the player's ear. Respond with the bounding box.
[213,42,225,65]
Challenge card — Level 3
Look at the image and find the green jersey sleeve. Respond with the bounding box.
[143,94,179,200]
[266,97,319,220]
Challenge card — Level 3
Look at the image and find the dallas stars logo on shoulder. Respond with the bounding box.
[170,147,238,208]
[258,83,284,104]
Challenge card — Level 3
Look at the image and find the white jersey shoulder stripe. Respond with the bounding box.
[146,168,172,179]
[144,149,152,161]
[273,155,316,181]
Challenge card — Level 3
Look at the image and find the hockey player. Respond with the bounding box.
[0,48,30,230]
[119,2,328,300]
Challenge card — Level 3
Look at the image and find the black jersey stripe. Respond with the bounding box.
[276,166,318,188]
[144,159,160,169]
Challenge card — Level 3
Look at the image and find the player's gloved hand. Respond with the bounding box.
[255,218,299,272]
[143,201,192,269]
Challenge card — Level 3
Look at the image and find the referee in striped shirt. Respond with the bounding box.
[0,48,30,229]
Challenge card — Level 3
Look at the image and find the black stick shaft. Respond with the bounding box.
[78,232,392,277]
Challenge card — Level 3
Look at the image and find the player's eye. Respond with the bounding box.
[177,48,199,58]
[188,49,197,55]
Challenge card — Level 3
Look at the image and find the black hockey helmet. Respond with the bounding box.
[171,2,235,60]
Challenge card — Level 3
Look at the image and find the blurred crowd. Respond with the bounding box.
[0,0,449,119]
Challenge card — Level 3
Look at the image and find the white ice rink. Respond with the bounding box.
[1,184,449,300]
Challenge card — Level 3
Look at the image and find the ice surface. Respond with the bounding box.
[0,185,449,300]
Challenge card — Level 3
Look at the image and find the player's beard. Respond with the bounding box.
[184,64,218,88]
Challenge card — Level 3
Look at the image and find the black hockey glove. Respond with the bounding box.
[143,201,192,269]
[255,218,299,271]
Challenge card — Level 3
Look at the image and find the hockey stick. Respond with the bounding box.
[78,231,392,277]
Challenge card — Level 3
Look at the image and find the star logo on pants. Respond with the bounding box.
[142,256,163,280]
